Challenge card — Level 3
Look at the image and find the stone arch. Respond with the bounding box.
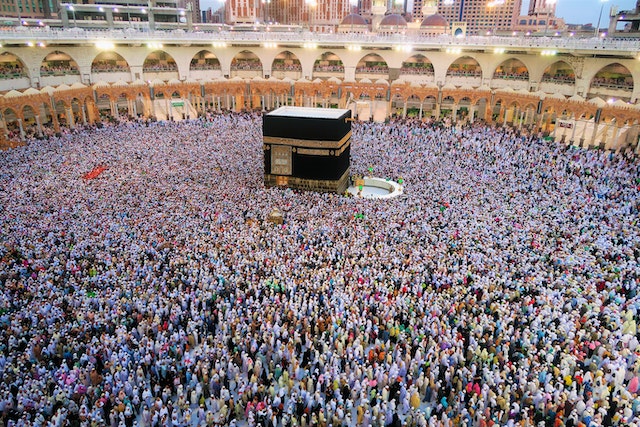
[22,104,37,120]
[440,95,456,118]
[20,104,40,136]
[115,92,129,115]
[40,50,80,76]
[458,96,472,111]
[271,51,302,79]
[541,60,576,85]
[389,91,409,118]
[355,53,389,78]
[473,96,490,121]
[143,50,178,73]
[446,56,482,81]
[71,97,83,124]
[190,50,221,71]
[588,63,634,101]
[91,51,130,73]
[230,50,263,78]
[0,51,29,78]
[400,54,434,77]
[406,94,423,118]
[3,107,21,121]
[2,106,22,140]
[312,52,345,79]
[40,101,55,127]
[96,93,112,116]
[493,58,529,81]
[54,99,70,126]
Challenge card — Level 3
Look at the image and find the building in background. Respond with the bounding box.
[257,0,351,30]
[419,0,522,35]
[0,0,57,20]
[58,0,193,30]
[609,0,640,36]
[177,0,200,23]
[513,0,564,34]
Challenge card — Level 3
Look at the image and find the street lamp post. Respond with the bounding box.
[596,0,609,37]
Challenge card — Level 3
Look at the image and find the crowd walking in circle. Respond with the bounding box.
[0,112,639,427]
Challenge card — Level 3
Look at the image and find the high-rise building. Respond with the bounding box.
[412,0,437,22]
[224,0,261,24]
[432,0,523,35]
[258,0,351,28]
[513,0,562,34]
[177,0,201,24]
[527,0,556,16]
[310,0,352,30]
[0,0,57,20]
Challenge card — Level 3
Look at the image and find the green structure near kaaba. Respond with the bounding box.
[263,107,352,194]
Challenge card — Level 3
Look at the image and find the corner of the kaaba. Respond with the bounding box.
[263,107,352,194]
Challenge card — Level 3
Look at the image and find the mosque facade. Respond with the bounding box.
[0,28,639,151]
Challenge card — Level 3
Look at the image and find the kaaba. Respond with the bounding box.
[263,106,352,194]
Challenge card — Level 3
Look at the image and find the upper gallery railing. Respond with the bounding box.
[1,27,639,55]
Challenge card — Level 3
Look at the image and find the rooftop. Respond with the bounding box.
[267,106,350,119]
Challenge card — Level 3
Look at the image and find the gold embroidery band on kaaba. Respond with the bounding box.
[263,131,352,150]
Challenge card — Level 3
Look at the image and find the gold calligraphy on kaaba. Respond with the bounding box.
[271,145,292,175]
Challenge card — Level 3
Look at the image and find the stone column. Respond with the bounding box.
[35,115,43,137]
[0,117,8,137]
[607,124,621,150]
[17,119,25,140]
[67,107,75,128]
[590,122,600,148]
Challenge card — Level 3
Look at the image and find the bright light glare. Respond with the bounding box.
[96,40,115,50]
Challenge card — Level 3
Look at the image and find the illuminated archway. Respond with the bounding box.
[91,52,131,74]
[0,52,28,79]
[190,50,221,71]
[143,51,178,73]
[312,52,345,80]
[41,51,79,76]
[588,63,634,101]
[541,61,575,85]
[401,54,434,77]
[493,58,529,81]
[230,50,262,78]
[355,54,389,78]
[271,51,302,79]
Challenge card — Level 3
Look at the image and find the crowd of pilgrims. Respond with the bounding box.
[1,112,639,427]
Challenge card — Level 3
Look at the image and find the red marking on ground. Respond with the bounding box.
[83,165,107,180]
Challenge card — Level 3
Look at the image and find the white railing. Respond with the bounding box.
[1,27,639,53]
